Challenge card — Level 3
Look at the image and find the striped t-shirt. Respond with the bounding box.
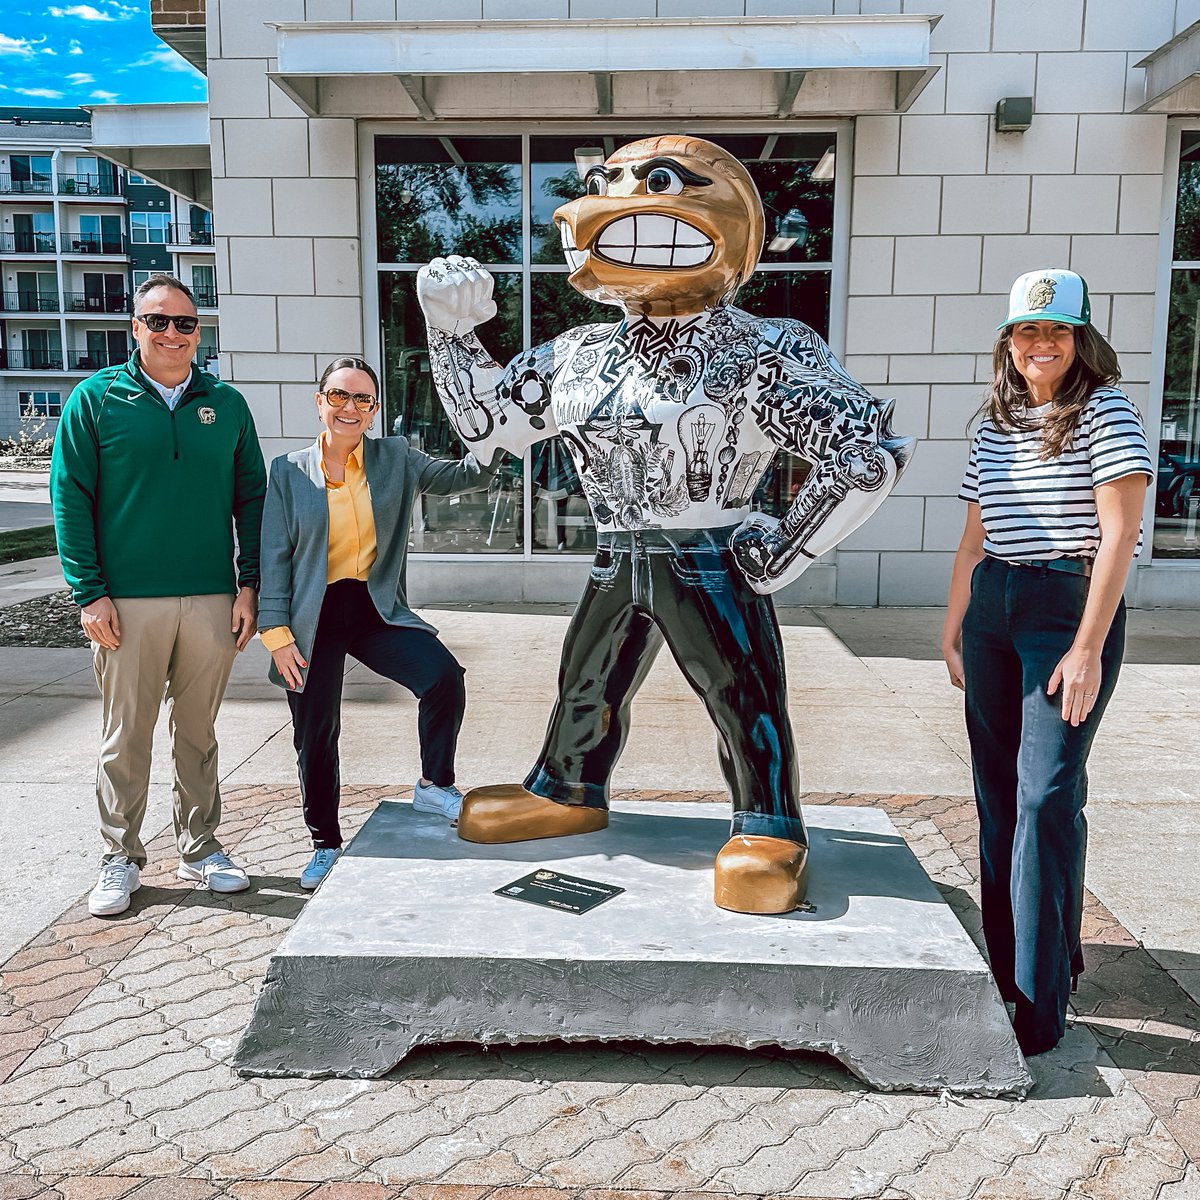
[959,387,1154,561]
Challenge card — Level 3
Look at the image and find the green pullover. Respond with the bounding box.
[50,352,267,606]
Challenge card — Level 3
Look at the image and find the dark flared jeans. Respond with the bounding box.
[962,556,1125,1053]
[524,527,806,846]
[287,579,466,849]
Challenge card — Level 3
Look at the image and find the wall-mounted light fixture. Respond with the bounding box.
[995,96,1033,133]
[767,208,810,254]
[573,147,605,182]
[810,146,836,181]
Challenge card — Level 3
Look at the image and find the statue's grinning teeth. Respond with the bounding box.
[559,214,714,270]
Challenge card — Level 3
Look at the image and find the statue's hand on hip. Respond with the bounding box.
[417,256,498,336]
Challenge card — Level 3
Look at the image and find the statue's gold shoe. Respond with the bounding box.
[456,783,609,844]
[713,835,809,914]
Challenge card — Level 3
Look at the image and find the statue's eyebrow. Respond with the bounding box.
[629,157,713,187]
[586,165,623,184]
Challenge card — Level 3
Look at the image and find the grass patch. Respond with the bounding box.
[0,524,58,564]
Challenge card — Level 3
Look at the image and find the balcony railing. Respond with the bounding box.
[0,174,52,195]
[0,173,122,197]
[193,287,218,307]
[0,348,66,371]
[63,291,131,314]
[61,232,129,255]
[0,231,57,255]
[168,223,214,246]
[1,291,60,313]
[58,173,122,197]
[66,346,129,370]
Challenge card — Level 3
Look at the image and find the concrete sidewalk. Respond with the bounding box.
[1,603,1198,1197]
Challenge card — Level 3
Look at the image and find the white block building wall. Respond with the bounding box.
[203,0,1198,605]
[207,0,363,470]
[837,0,1193,606]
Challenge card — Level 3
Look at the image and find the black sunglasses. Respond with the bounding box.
[320,387,378,413]
[137,313,200,335]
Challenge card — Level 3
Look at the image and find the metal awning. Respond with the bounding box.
[1137,20,1200,113]
[267,15,941,121]
[85,102,211,208]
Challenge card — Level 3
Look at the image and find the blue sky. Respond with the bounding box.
[0,1,206,109]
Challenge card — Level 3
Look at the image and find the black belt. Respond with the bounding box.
[990,554,1093,578]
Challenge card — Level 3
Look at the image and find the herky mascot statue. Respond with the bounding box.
[418,136,913,914]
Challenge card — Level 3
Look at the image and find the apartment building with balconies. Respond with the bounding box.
[0,107,219,441]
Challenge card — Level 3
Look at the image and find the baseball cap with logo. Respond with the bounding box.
[998,268,1091,330]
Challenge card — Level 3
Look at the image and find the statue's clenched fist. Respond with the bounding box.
[417,256,497,336]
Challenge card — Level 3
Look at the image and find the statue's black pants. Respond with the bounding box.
[524,527,806,846]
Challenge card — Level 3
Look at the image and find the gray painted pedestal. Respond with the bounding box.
[233,800,1031,1097]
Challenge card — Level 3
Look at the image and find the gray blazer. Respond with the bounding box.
[258,436,490,692]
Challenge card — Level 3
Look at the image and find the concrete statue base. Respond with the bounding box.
[232,799,1031,1097]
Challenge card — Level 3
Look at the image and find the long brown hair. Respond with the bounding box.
[984,324,1121,459]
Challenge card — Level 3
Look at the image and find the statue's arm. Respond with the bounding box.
[730,321,914,595]
[418,255,558,463]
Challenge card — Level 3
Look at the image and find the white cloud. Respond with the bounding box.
[42,47,56,54]
[16,86,66,98]
[131,45,204,77]
[68,38,83,54]
[66,71,94,84]
[0,33,36,55]
[47,5,115,20]
[90,89,118,101]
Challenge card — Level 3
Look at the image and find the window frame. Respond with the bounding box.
[360,118,854,563]
[129,211,171,245]
[18,390,63,418]
[1149,120,1200,566]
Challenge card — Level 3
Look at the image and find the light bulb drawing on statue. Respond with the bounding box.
[418,135,915,914]
[679,404,724,502]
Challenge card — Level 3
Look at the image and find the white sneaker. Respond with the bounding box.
[299,847,341,891]
[413,780,464,820]
[89,857,140,917]
[177,850,250,894]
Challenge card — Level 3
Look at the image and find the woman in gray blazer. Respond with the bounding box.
[259,357,491,890]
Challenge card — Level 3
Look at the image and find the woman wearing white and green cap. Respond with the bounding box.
[941,268,1153,1057]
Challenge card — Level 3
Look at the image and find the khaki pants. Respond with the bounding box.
[93,595,237,867]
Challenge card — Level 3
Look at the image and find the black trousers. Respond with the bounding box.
[962,557,1125,1053]
[287,579,466,849]
[524,527,805,845]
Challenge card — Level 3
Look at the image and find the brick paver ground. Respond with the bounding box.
[2,787,1198,1200]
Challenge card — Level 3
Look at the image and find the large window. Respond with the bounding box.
[19,391,62,418]
[190,264,217,307]
[374,130,840,557]
[8,155,52,194]
[1158,131,1200,560]
[130,212,170,244]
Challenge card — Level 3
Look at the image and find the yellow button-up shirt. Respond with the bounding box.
[260,434,377,652]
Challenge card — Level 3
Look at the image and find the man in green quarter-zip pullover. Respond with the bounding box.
[51,274,267,917]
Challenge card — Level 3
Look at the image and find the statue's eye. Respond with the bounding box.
[585,172,608,197]
[645,167,684,195]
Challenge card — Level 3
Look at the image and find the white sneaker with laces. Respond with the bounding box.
[300,847,341,891]
[89,856,140,917]
[177,850,251,894]
[413,780,464,820]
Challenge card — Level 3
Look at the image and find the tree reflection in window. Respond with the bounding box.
[377,136,522,263]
